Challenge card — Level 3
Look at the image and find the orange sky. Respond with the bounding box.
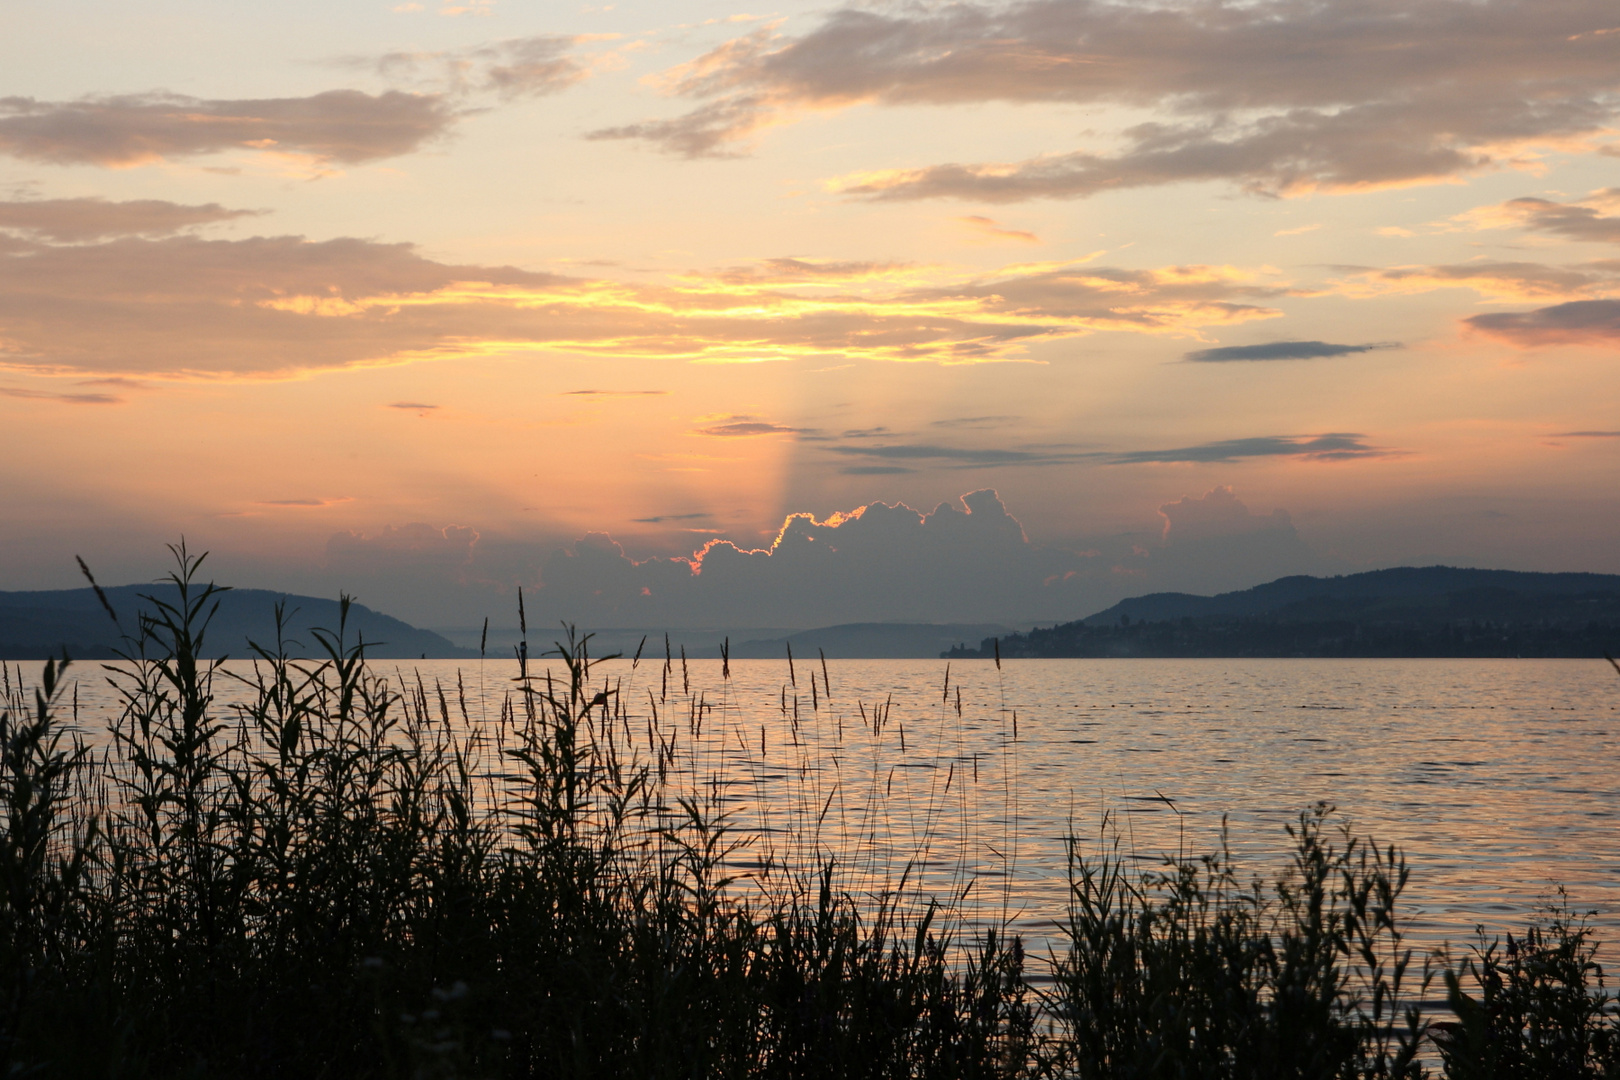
[2,0,1619,627]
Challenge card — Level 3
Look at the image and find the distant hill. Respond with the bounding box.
[731,623,1015,660]
[945,567,1620,659]
[0,584,473,660]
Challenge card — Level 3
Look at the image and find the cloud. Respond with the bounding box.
[1149,486,1323,592]
[1463,189,1620,243]
[0,234,1288,377]
[822,442,1079,468]
[0,385,121,404]
[0,197,260,241]
[532,489,1091,625]
[818,432,1390,470]
[387,401,439,410]
[693,415,807,437]
[521,486,1332,627]
[364,35,594,100]
[1184,340,1398,362]
[1107,433,1387,464]
[700,257,919,287]
[957,215,1039,243]
[587,94,774,158]
[256,497,352,508]
[1333,259,1620,302]
[1555,429,1620,437]
[327,522,480,571]
[0,90,457,167]
[1464,298,1620,346]
[931,415,1019,428]
[605,1,1620,201]
[632,512,713,523]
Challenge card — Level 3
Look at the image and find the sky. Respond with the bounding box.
[2,0,1619,631]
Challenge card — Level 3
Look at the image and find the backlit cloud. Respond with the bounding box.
[531,489,1086,626]
[0,234,1286,377]
[0,90,457,167]
[522,486,1330,627]
[603,0,1620,201]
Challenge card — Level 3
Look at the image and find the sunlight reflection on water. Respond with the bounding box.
[54,654,1619,960]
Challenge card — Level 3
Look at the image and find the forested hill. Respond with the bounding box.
[0,584,473,660]
[944,566,1620,659]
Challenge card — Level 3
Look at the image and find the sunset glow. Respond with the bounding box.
[4,0,1619,629]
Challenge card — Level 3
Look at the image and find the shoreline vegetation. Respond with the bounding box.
[1,549,1616,1077]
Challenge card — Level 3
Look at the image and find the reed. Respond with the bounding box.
[0,546,1613,1078]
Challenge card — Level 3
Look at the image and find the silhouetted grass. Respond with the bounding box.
[0,547,1614,1078]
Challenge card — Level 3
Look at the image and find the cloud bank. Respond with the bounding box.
[599,0,1620,201]
[471,486,1329,628]
[0,232,1287,377]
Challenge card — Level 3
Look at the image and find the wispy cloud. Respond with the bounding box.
[256,497,353,508]
[1465,298,1620,346]
[956,215,1039,243]
[1331,260,1620,302]
[1184,340,1398,362]
[692,415,809,437]
[360,34,598,100]
[1104,433,1389,464]
[820,432,1391,469]
[0,385,122,404]
[0,90,457,168]
[823,442,1073,467]
[0,197,260,241]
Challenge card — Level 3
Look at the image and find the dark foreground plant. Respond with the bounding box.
[1045,810,1431,1080]
[0,548,1614,1078]
[1435,898,1620,1079]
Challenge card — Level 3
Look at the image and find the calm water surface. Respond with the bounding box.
[56,656,1619,957]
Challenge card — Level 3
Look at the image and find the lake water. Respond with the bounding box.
[46,654,1620,961]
